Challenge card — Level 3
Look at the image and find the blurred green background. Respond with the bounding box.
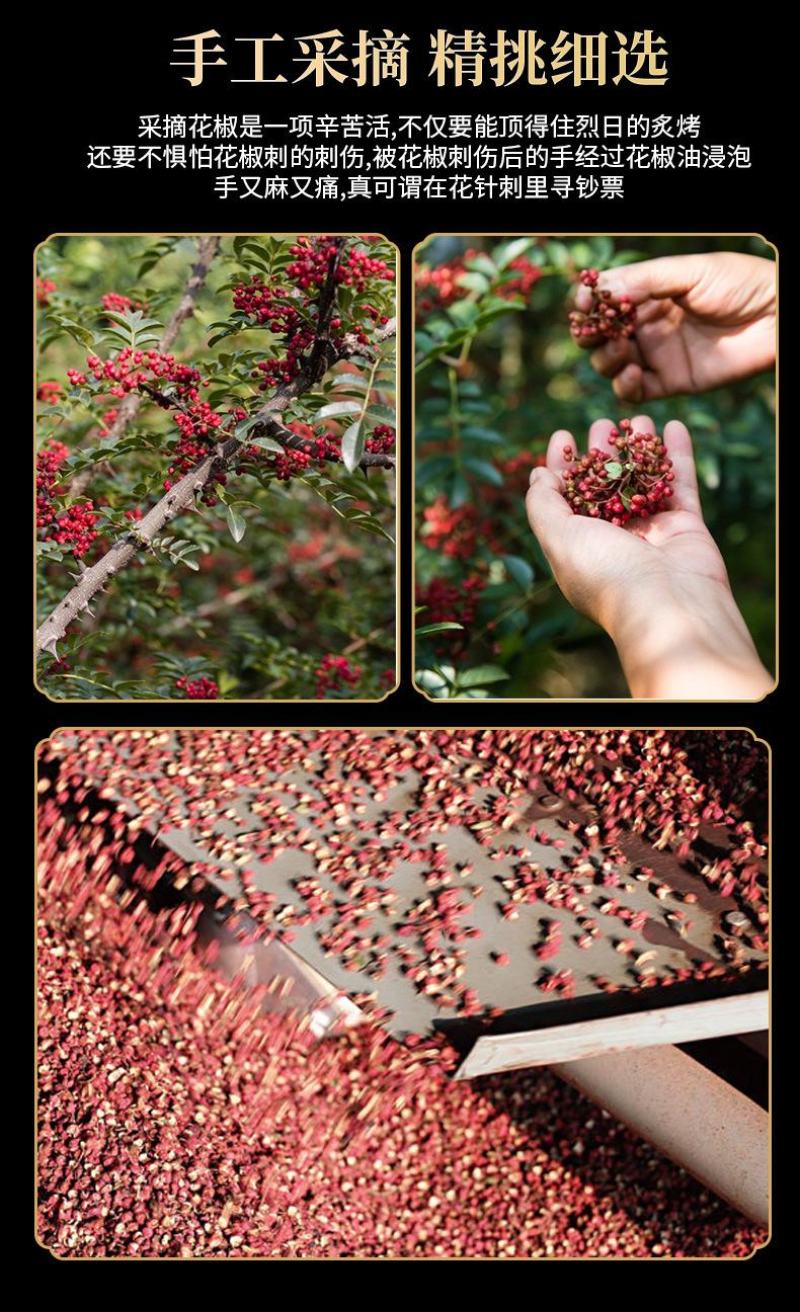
[415,235,775,698]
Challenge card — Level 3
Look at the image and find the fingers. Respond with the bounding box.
[589,336,637,378]
[599,254,705,305]
[525,466,573,556]
[610,363,668,403]
[587,418,618,457]
[662,419,702,515]
[546,421,616,474]
[546,429,575,476]
[574,284,594,313]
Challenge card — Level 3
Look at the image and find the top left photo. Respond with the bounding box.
[34,234,397,701]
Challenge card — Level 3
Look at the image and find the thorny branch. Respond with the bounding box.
[36,243,397,659]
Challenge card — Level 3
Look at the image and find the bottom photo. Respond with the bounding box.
[36,728,769,1258]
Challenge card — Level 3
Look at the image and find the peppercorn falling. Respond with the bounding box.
[563,420,675,525]
[37,776,765,1259]
[40,730,768,1039]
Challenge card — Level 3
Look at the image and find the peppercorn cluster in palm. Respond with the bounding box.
[569,267,637,341]
[563,419,675,526]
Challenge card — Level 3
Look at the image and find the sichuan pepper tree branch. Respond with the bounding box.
[36,261,396,658]
[69,237,221,494]
[138,313,397,470]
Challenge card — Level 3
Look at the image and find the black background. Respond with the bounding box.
[26,6,789,1274]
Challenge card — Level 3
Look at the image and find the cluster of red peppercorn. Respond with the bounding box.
[175,675,219,700]
[68,347,204,402]
[416,450,547,661]
[37,436,104,560]
[36,277,56,306]
[36,440,69,529]
[415,575,486,651]
[235,237,394,390]
[164,433,227,506]
[420,497,501,561]
[416,248,541,318]
[100,292,145,316]
[365,423,395,455]
[37,380,63,405]
[66,346,233,506]
[36,757,766,1258]
[314,654,362,698]
[287,238,395,294]
[242,420,343,484]
[98,407,120,437]
[258,421,394,481]
[569,268,637,341]
[562,419,675,525]
[51,500,99,559]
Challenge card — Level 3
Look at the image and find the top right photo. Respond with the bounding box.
[414,235,776,701]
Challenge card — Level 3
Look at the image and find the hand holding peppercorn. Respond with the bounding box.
[572,253,775,402]
[525,415,773,699]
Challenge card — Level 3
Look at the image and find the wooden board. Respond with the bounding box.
[456,990,769,1078]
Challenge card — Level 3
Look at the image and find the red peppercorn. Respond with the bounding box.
[562,419,674,524]
[569,269,637,341]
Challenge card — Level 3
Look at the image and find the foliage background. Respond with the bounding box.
[36,236,397,700]
[414,235,775,699]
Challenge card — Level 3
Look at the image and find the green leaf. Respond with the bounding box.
[458,665,510,688]
[416,621,464,636]
[249,435,285,454]
[463,457,503,487]
[592,236,614,264]
[447,300,479,326]
[475,299,526,327]
[365,404,396,425]
[604,460,623,479]
[235,415,260,440]
[316,400,363,420]
[503,554,534,590]
[696,451,721,490]
[461,425,503,445]
[449,471,470,507]
[544,240,570,269]
[496,238,533,269]
[56,316,96,348]
[341,419,365,473]
[457,271,490,294]
[415,667,450,693]
[416,456,453,488]
[226,506,246,543]
[464,252,497,278]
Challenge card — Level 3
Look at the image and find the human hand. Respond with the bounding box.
[573,252,776,402]
[525,416,773,698]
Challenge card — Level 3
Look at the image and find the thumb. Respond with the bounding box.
[525,467,573,557]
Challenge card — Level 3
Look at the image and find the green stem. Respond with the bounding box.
[447,365,463,476]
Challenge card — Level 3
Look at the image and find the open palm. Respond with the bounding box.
[525,417,729,628]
